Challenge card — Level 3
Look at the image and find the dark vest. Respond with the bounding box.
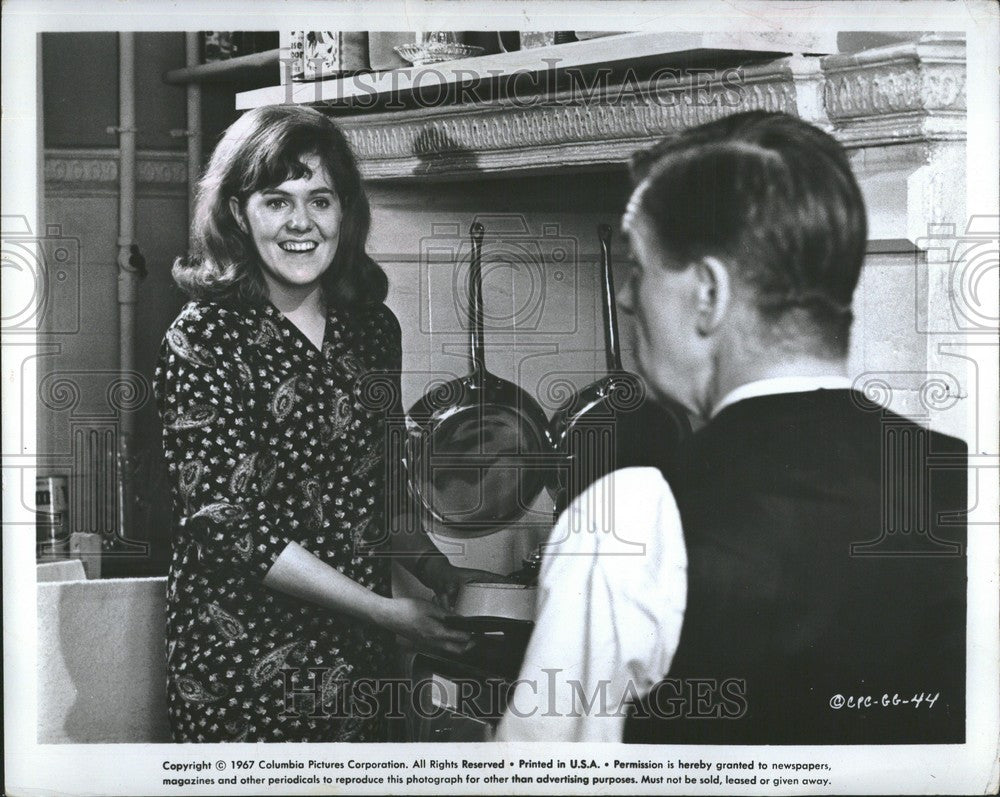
[624,390,966,744]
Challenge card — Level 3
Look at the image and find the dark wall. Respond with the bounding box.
[43,33,120,148]
[43,32,192,150]
[41,32,256,576]
[135,32,189,151]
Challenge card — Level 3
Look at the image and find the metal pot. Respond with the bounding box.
[547,224,691,515]
[405,222,553,537]
[454,581,538,623]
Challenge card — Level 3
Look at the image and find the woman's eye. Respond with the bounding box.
[312,198,330,209]
[264,198,286,210]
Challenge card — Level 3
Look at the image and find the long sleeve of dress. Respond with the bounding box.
[155,306,295,580]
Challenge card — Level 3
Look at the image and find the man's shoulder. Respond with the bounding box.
[543,466,685,583]
[680,390,969,517]
[847,396,968,457]
[555,467,680,551]
[703,389,967,452]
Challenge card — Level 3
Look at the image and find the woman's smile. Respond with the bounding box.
[279,240,319,253]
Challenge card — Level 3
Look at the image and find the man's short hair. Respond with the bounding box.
[631,111,867,356]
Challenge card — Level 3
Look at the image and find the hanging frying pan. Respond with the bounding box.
[405,222,554,537]
[548,224,692,516]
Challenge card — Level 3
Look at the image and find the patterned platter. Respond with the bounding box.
[393,42,485,65]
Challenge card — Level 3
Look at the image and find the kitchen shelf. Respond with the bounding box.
[236,30,834,110]
[164,48,280,86]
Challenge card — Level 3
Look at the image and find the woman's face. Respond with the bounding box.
[231,153,343,296]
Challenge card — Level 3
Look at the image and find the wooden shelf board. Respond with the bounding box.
[164,49,280,86]
[236,31,834,109]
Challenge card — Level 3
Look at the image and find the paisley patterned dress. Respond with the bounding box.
[154,298,403,743]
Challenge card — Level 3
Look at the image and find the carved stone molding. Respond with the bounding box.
[44,155,117,185]
[44,150,188,197]
[340,59,806,180]
[820,34,966,147]
[322,35,965,181]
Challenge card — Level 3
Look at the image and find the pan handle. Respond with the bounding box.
[598,223,623,373]
[469,221,486,377]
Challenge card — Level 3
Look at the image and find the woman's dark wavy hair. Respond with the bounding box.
[173,105,387,307]
[630,111,867,356]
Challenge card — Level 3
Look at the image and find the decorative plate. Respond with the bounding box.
[393,42,486,66]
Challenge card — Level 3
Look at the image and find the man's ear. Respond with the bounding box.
[693,256,730,335]
[228,197,248,234]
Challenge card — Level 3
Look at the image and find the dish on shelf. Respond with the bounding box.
[393,42,485,66]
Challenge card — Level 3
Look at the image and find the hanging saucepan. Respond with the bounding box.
[548,224,692,516]
[405,222,553,537]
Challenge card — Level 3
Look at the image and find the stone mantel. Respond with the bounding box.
[336,57,808,180]
[822,34,966,147]
[238,33,966,182]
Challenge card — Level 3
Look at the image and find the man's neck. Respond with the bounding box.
[706,356,849,419]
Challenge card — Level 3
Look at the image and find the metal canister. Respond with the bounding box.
[36,475,69,559]
[287,31,305,81]
[296,32,369,82]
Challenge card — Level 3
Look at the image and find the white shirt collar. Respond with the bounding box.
[711,375,853,419]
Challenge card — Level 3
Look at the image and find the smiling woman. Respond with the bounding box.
[173,105,383,308]
[157,106,505,743]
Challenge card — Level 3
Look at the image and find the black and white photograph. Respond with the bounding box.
[3,1,998,795]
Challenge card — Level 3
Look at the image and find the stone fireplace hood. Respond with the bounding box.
[236,33,965,182]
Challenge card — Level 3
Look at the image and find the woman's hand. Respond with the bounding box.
[377,596,473,657]
[422,559,518,610]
